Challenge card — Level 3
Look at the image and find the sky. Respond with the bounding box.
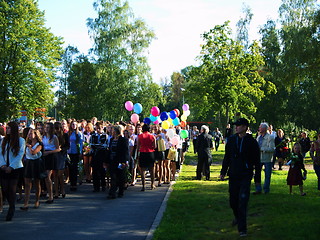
[37,0,283,83]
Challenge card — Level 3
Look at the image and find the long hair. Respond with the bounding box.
[68,121,79,136]
[2,121,20,156]
[27,129,43,145]
[54,122,65,147]
[22,127,31,140]
[45,122,55,140]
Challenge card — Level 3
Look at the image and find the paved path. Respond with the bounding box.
[0,179,171,240]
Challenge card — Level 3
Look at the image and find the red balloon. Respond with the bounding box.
[180,121,186,128]
[174,109,180,117]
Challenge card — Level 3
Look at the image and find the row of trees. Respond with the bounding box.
[0,0,62,122]
[1,0,320,133]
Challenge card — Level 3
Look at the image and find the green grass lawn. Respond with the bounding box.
[153,143,320,240]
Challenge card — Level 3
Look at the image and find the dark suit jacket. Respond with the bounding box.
[197,132,213,161]
[108,136,129,169]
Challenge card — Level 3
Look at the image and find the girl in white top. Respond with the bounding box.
[0,122,25,221]
[21,129,43,210]
[130,124,141,186]
[162,129,171,184]
[42,122,60,204]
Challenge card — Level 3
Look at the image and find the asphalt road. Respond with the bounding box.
[0,179,170,240]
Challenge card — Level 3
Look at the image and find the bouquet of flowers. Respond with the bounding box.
[286,153,300,168]
[83,142,91,155]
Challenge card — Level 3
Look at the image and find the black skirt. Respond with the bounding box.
[24,158,42,179]
[139,152,155,169]
[154,150,164,161]
[43,153,57,170]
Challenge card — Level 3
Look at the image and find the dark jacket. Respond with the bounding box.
[221,133,261,182]
[299,137,311,154]
[197,132,213,160]
[108,136,129,169]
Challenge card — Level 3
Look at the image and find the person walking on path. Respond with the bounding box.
[21,128,43,210]
[213,127,223,151]
[67,121,83,191]
[107,125,129,199]
[219,118,261,237]
[137,124,156,191]
[254,122,275,194]
[287,143,307,196]
[0,121,26,221]
[298,131,311,159]
[196,125,213,180]
[191,126,199,154]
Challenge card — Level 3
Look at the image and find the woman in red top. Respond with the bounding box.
[137,124,156,191]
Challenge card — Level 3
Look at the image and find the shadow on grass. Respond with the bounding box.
[154,162,320,240]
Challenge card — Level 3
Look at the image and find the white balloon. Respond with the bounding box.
[183,110,190,117]
[166,129,175,139]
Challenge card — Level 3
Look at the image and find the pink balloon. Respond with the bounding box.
[171,136,179,146]
[125,101,134,111]
[150,106,160,117]
[130,113,139,124]
[182,104,189,111]
[154,120,159,125]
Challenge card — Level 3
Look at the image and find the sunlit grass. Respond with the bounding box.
[153,143,320,240]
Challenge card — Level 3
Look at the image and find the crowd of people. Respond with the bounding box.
[217,118,320,237]
[1,116,320,235]
[0,117,192,221]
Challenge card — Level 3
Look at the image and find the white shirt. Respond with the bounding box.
[26,142,42,160]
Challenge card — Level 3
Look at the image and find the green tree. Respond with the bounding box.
[186,22,275,126]
[86,0,157,121]
[256,0,320,130]
[0,0,63,122]
[55,45,80,119]
[63,55,99,119]
[236,4,253,51]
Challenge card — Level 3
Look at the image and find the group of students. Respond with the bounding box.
[0,118,187,221]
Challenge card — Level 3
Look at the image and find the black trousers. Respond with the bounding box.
[229,176,251,233]
[0,169,19,216]
[68,154,80,187]
[215,140,220,151]
[196,156,210,180]
[193,139,198,154]
[92,165,106,191]
[108,167,125,197]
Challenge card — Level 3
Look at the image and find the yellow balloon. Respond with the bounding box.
[181,114,187,121]
[162,120,170,129]
[168,118,173,125]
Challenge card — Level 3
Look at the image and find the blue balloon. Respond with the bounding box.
[143,117,151,125]
[169,110,177,119]
[150,114,157,122]
[173,117,180,126]
[134,103,143,114]
[160,112,169,121]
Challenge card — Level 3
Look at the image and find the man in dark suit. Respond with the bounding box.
[196,125,213,180]
[219,118,261,237]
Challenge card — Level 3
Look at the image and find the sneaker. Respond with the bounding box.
[239,232,247,237]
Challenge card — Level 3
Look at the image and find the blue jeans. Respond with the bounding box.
[256,162,272,193]
[314,164,320,190]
